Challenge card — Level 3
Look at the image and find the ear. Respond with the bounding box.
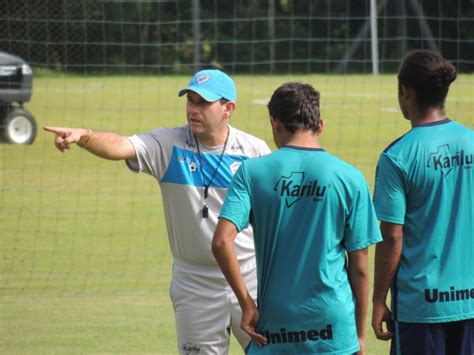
[399,84,411,100]
[223,101,236,119]
[317,119,325,136]
[270,116,282,132]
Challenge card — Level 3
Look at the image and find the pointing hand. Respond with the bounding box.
[43,126,90,152]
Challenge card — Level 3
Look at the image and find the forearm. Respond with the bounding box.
[212,219,266,344]
[372,223,403,304]
[78,129,136,161]
[348,249,369,340]
[352,275,369,340]
[212,220,253,309]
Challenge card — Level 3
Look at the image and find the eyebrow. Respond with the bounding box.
[187,95,209,105]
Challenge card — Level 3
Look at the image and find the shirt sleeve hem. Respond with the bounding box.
[218,214,248,233]
[346,236,383,252]
[125,136,143,173]
[376,215,404,225]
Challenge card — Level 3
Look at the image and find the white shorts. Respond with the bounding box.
[170,258,257,355]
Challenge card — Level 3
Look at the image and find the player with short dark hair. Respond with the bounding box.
[212,82,382,354]
[372,49,474,354]
[44,69,271,354]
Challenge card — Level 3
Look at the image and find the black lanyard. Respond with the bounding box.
[194,127,230,218]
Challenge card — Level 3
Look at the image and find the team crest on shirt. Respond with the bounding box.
[274,172,328,208]
[178,156,198,173]
[229,161,241,175]
[427,144,473,177]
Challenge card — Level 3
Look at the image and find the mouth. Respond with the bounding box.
[188,117,202,125]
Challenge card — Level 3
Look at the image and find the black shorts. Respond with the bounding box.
[390,318,474,355]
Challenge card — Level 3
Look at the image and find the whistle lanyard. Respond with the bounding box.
[194,128,230,218]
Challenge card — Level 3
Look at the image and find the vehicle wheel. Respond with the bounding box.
[2,108,37,144]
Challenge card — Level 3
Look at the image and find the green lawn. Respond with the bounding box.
[1,73,472,354]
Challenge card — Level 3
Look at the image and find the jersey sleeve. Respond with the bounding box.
[125,128,174,180]
[219,162,252,232]
[373,152,406,224]
[343,173,383,252]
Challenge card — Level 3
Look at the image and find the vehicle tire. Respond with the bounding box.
[2,108,37,144]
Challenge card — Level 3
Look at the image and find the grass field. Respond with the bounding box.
[1,73,472,354]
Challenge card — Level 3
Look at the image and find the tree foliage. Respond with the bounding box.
[2,0,473,73]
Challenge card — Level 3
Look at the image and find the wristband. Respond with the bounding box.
[79,128,93,148]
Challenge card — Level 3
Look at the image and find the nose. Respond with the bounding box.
[187,101,199,114]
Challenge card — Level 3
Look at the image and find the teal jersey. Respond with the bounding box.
[373,118,474,323]
[220,146,381,354]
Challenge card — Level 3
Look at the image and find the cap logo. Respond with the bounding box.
[196,74,211,84]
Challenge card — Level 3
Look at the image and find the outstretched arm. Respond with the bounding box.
[43,126,136,161]
[372,222,403,341]
[212,218,267,347]
[348,247,369,355]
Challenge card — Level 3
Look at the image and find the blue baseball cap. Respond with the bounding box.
[178,69,236,102]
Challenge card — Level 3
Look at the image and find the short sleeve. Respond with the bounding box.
[219,162,252,232]
[344,175,382,252]
[373,153,406,224]
[125,128,175,180]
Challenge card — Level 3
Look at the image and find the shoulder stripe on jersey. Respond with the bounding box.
[383,132,411,153]
[384,118,453,153]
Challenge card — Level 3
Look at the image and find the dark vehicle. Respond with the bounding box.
[0,51,36,144]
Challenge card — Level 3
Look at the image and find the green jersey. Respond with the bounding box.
[221,146,381,353]
[374,119,474,323]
